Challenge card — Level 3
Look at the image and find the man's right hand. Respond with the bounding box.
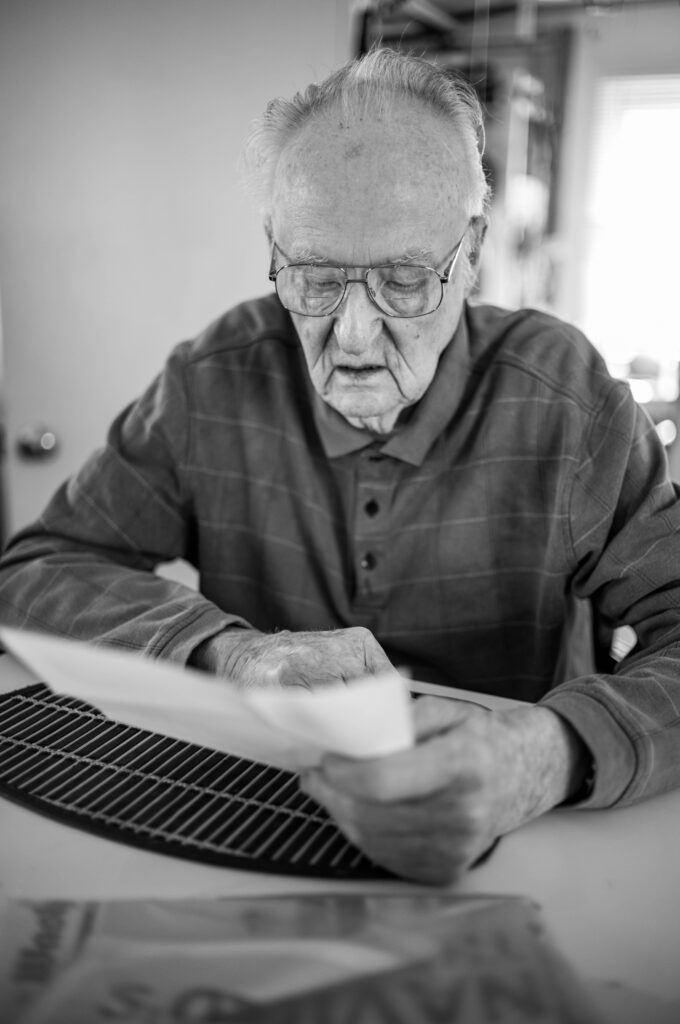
[189,626,395,690]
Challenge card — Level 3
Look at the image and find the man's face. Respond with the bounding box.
[269,100,474,435]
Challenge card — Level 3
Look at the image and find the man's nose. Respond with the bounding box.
[332,280,384,354]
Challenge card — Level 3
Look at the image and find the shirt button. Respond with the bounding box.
[364,499,380,517]
[360,552,377,571]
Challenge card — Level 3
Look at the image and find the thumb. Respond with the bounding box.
[412,696,477,740]
[362,639,396,675]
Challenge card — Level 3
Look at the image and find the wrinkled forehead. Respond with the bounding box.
[270,100,474,247]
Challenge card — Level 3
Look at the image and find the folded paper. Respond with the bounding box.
[0,628,414,771]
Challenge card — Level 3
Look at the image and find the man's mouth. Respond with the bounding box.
[336,365,385,377]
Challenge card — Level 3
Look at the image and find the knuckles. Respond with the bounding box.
[364,839,470,887]
[224,625,391,689]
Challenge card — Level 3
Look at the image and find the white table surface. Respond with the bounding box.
[1,652,679,1022]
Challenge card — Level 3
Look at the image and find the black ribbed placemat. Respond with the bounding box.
[0,683,388,879]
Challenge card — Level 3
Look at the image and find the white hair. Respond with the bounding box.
[242,47,491,290]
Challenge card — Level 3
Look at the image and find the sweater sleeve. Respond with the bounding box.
[541,378,680,807]
[0,344,251,663]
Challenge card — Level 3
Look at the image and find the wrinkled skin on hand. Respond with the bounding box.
[200,626,395,690]
[300,697,586,886]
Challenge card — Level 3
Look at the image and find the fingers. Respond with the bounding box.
[222,626,396,690]
[357,831,471,887]
[300,769,482,886]
[298,712,501,884]
[315,749,438,802]
[298,706,546,886]
[411,695,479,740]
[313,716,487,802]
[359,630,395,675]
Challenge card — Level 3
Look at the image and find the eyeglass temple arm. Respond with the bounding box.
[267,244,279,281]
[438,238,465,284]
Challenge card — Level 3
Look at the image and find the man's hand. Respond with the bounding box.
[190,626,395,690]
[300,697,591,886]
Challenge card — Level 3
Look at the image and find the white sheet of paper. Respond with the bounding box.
[0,627,414,770]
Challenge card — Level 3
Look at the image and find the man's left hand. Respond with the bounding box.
[300,697,589,886]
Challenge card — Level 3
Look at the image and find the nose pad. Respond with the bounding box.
[364,277,379,306]
[332,279,383,353]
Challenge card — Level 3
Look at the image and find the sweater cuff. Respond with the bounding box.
[148,610,254,666]
[539,688,637,808]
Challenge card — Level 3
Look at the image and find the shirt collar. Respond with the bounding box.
[310,307,471,467]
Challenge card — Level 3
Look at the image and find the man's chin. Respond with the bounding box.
[327,396,401,435]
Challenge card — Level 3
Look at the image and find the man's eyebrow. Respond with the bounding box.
[287,247,436,266]
[397,247,435,265]
[288,248,330,264]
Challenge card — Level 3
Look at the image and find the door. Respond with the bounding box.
[0,0,351,538]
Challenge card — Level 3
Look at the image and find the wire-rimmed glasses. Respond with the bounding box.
[268,233,467,318]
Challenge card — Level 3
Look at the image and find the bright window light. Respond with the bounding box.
[580,75,680,399]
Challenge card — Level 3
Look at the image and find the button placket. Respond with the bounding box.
[360,551,377,571]
[352,452,395,608]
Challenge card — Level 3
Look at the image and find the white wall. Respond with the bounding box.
[0,0,353,533]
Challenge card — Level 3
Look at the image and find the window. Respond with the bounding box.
[580,75,680,408]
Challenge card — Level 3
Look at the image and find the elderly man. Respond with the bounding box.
[1,49,679,885]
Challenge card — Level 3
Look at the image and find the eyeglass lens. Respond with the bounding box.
[275,264,443,317]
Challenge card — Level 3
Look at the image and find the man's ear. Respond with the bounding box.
[263,216,274,247]
[467,215,488,267]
